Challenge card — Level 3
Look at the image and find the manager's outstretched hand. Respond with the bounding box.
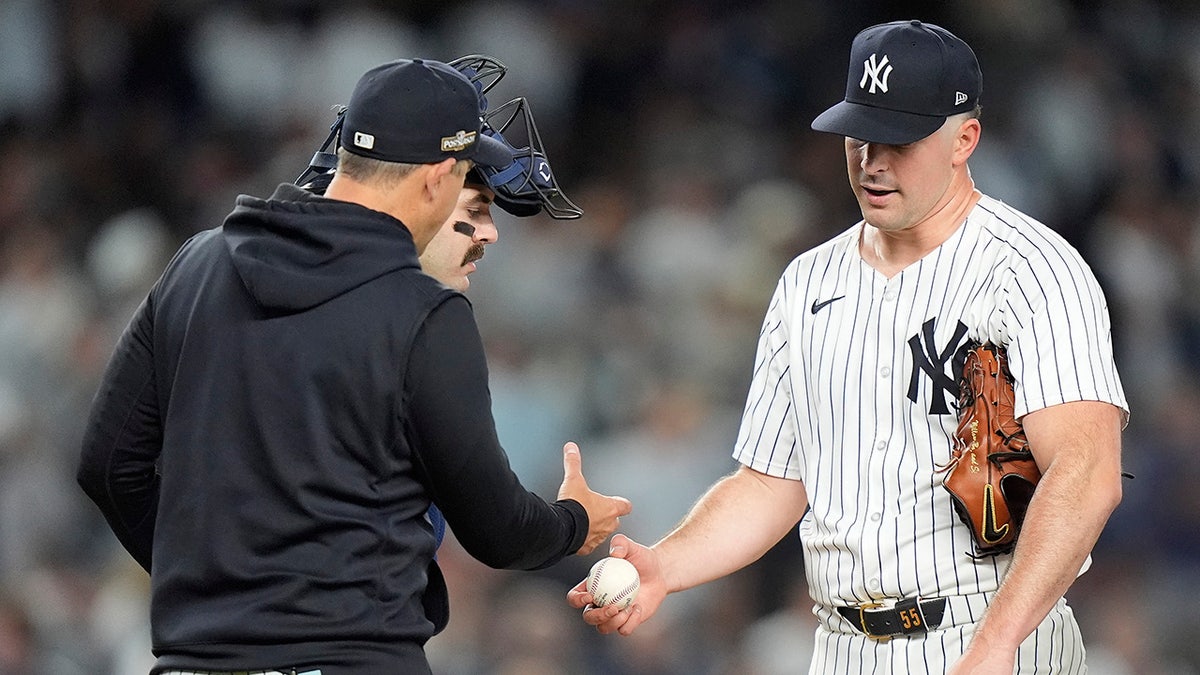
[568,534,665,635]
[557,442,632,556]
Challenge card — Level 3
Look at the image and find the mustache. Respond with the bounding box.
[453,220,484,265]
[451,219,482,264]
[462,243,485,266]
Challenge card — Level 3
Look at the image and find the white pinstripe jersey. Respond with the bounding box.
[733,193,1128,613]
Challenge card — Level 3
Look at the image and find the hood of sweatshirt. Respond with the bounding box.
[221,183,423,312]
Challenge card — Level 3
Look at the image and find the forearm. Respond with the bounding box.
[971,438,1122,652]
[406,296,585,569]
[652,465,807,594]
[448,477,586,570]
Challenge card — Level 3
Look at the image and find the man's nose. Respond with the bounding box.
[860,143,890,172]
[476,220,498,245]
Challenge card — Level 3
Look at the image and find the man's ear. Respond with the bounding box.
[423,158,460,199]
[953,118,981,166]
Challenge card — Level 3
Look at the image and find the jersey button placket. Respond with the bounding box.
[878,281,899,381]
[865,278,900,600]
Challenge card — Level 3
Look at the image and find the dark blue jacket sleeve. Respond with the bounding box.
[76,295,162,572]
[404,296,587,570]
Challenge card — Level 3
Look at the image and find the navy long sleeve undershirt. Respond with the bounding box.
[403,295,586,569]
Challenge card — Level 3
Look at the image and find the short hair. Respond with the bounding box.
[946,104,982,130]
[336,147,419,186]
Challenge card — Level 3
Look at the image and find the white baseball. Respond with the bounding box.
[586,557,640,610]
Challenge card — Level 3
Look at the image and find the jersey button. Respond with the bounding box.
[880,366,891,377]
[875,440,886,451]
[868,578,881,590]
[870,512,882,522]
[883,291,896,301]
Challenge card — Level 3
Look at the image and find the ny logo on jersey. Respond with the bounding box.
[860,53,893,94]
[907,318,969,415]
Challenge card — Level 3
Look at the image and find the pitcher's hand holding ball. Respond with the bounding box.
[568,534,666,635]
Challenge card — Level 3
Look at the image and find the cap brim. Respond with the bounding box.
[471,133,515,169]
[811,100,946,145]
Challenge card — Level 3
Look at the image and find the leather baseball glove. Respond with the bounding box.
[938,342,1041,557]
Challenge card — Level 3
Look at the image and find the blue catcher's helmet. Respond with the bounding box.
[449,54,582,220]
[476,95,581,219]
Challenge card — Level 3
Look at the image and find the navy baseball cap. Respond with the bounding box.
[340,58,514,169]
[812,20,982,145]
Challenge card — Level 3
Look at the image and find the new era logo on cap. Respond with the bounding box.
[812,20,982,145]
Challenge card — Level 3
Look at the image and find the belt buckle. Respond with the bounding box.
[858,600,892,642]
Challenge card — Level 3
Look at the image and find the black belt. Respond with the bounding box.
[836,596,947,639]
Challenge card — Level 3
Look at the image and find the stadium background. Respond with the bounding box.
[0,0,1197,672]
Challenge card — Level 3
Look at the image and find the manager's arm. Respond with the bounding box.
[404,295,587,570]
[76,295,163,572]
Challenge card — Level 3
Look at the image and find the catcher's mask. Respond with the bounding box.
[297,54,581,220]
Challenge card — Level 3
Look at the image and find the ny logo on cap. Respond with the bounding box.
[860,53,893,94]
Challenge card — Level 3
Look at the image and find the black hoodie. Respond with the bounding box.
[78,184,587,674]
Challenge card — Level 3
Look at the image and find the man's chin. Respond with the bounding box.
[452,270,473,292]
[443,263,476,292]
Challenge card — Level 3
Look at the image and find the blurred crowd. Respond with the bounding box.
[1,0,1198,672]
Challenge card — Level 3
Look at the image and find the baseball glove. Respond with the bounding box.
[938,341,1041,557]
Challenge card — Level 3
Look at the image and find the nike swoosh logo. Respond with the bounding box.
[810,296,845,315]
[981,484,1011,544]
